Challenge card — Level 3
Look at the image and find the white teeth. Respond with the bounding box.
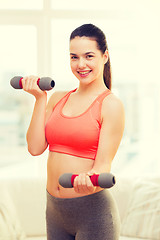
[78,71,91,75]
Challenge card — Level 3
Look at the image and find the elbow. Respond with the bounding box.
[28,147,41,156]
[28,150,41,156]
[27,144,47,156]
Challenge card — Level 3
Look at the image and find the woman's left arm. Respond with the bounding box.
[73,94,125,194]
[90,94,125,174]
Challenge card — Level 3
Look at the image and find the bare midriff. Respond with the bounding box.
[46,151,102,198]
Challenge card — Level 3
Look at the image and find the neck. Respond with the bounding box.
[77,79,107,95]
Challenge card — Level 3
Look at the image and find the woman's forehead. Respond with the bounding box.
[70,36,98,53]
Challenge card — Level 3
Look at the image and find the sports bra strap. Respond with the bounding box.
[96,89,112,103]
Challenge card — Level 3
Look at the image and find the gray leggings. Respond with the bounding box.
[46,190,121,240]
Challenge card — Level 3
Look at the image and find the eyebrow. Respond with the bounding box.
[70,52,95,56]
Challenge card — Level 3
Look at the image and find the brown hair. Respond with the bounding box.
[70,24,112,90]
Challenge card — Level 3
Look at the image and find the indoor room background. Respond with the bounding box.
[0,0,160,179]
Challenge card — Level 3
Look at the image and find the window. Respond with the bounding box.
[0,25,37,171]
[51,0,135,11]
[0,0,160,177]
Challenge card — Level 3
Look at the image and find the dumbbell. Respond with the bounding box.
[10,76,55,91]
[59,173,116,189]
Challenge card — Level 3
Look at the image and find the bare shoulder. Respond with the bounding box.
[102,93,125,120]
[46,90,68,112]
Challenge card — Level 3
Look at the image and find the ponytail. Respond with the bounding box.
[103,56,112,90]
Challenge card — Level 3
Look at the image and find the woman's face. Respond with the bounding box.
[70,36,108,85]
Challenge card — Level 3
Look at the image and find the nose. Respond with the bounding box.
[78,57,86,69]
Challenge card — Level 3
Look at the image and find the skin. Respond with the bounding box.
[22,36,125,198]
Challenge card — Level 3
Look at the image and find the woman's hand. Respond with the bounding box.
[22,75,46,99]
[73,173,96,194]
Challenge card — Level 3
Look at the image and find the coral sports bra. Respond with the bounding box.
[45,88,112,160]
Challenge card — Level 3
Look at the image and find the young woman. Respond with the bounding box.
[22,24,125,240]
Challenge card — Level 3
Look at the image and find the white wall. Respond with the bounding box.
[0,0,160,178]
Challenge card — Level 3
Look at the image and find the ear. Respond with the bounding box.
[103,50,109,64]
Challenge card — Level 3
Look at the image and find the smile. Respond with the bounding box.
[77,70,92,77]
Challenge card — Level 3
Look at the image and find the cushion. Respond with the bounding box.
[27,237,46,240]
[0,185,26,239]
[120,237,150,240]
[121,180,160,239]
[0,177,47,236]
[110,177,134,221]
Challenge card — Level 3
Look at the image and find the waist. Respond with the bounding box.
[46,188,108,203]
[46,151,100,198]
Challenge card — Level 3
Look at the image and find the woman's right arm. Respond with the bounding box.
[22,76,49,155]
[26,94,48,156]
[22,76,67,156]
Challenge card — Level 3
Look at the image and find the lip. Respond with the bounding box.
[77,70,92,78]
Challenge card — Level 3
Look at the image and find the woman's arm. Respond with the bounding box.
[23,75,68,156]
[21,75,48,155]
[91,94,125,173]
[73,94,125,193]
[26,94,48,156]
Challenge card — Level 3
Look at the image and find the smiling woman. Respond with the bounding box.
[1,1,160,239]
[70,37,107,85]
[70,51,94,78]
[23,23,124,240]
[70,24,111,90]
[0,0,159,186]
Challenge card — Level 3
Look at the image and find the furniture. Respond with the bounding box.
[0,176,159,240]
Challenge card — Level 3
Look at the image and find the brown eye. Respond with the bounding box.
[86,55,94,59]
[71,56,78,60]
